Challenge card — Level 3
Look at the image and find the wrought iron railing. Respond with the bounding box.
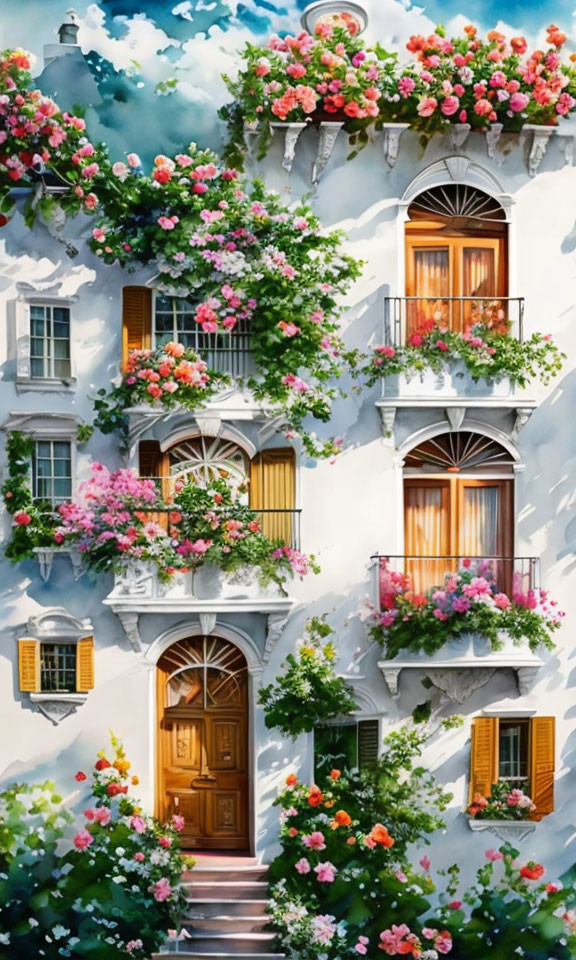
[157,326,254,379]
[384,297,525,346]
[371,554,539,603]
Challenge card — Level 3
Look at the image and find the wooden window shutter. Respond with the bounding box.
[358,719,380,769]
[76,636,95,693]
[530,717,555,819]
[122,286,152,367]
[469,717,498,802]
[18,639,40,693]
[249,448,295,543]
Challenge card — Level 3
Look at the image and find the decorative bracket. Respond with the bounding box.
[378,665,401,698]
[33,548,83,582]
[199,612,217,636]
[447,125,471,152]
[513,406,534,438]
[312,121,343,184]
[117,612,143,652]
[378,405,396,439]
[524,125,555,177]
[444,156,471,181]
[382,123,410,168]
[446,406,466,431]
[270,122,309,172]
[264,612,290,663]
[30,693,87,725]
[486,122,503,160]
[193,413,222,438]
[467,818,536,843]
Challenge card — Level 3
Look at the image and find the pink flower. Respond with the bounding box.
[419,856,431,871]
[494,593,511,610]
[159,836,172,849]
[82,162,99,179]
[510,92,530,112]
[13,511,32,526]
[112,161,128,179]
[92,227,106,242]
[302,831,326,850]
[417,96,438,117]
[485,848,504,861]
[94,807,111,825]
[282,373,309,392]
[314,861,337,883]
[172,814,185,832]
[126,153,141,167]
[73,829,93,850]
[449,901,462,910]
[441,95,460,116]
[150,877,172,902]
[295,857,311,874]
[133,852,145,862]
[158,215,179,230]
[131,816,147,834]
[287,62,307,79]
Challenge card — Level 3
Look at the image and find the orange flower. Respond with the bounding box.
[285,773,298,787]
[114,759,131,775]
[368,823,394,848]
[330,769,341,781]
[308,786,324,807]
[346,836,357,845]
[324,799,335,808]
[463,24,477,37]
[131,775,140,786]
[547,24,567,47]
[333,809,352,827]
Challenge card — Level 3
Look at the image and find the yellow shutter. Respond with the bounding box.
[18,639,40,693]
[122,286,152,368]
[530,717,555,819]
[469,717,498,802]
[76,636,95,692]
[249,448,295,544]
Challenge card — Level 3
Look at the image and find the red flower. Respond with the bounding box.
[307,786,324,807]
[285,773,298,787]
[75,771,87,782]
[520,862,545,881]
[95,758,111,770]
[13,511,32,526]
[107,783,121,797]
[449,901,462,910]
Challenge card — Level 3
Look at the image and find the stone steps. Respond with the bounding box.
[184,880,270,900]
[185,899,269,919]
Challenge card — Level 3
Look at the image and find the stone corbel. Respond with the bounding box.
[117,612,142,652]
[312,122,343,185]
[559,134,575,167]
[382,123,410,168]
[35,548,55,583]
[378,665,401,698]
[264,612,290,663]
[378,405,396,439]
[199,613,217,636]
[524,125,555,177]
[194,413,222,438]
[444,156,471,180]
[517,666,540,696]
[30,693,87,725]
[447,123,471,151]
[486,122,503,160]
[467,818,536,843]
[446,406,466,431]
[270,122,309,172]
[425,668,496,704]
[513,406,534,437]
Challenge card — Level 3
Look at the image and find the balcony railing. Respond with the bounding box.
[158,327,255,379]
[384,297,525,346]
[372,554,539,603]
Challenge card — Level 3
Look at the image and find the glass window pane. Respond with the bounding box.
[53,458,71,477]
[53,322,69,339]
[314,724,357,777]
[53,340,70,359]
[53,442,71,460]
[36,459,52,477]
[53,307,70,325]
[54,359,71,378]
[36,441,51,457]
[53,478,72,499]
[31,317,46,336]
[31,358,44,378]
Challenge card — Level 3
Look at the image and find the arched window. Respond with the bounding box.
[403,431,514,592]
[404,184,509,336]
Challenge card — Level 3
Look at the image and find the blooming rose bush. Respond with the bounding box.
[92,343,230,436]
[362,318,565,389]
[370,559,564,657]
[0,735,191,959]
[220,20,397,166]
[467,780,536,820]
[0,48,111,225]
[221,21,576,163]
[258,617,358,737]
[50,465,318,589]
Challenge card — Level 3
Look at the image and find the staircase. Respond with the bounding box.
[154,854,283,959]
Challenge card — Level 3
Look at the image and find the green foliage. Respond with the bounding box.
[1,431,56,561]
[258,618,357,737]
[0,736,188,959]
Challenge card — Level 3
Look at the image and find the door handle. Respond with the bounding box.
[191,774,216,788]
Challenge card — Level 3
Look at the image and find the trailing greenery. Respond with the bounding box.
[0,735,191,959]
[258,618,357,737]
[1,431,55,560]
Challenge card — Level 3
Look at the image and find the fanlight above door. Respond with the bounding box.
[408,184,507,227]
[404,431,514,474]
[159,636,248,711]
[168,437,248,489]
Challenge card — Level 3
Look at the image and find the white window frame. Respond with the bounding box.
[4,413,79,502]
[15,289,77,392]
[32,437,73,505]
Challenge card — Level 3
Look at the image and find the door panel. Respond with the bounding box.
[157,637,249,850]
[404,480,451,592]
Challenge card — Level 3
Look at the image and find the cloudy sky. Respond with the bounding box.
[1,0,574,162]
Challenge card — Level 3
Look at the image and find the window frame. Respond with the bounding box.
[32,437,73,506]
[39,639,77,693]
[313,717,381,777]
[15,292,77,391]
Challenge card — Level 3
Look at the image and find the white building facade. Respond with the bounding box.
[1,8,576,879]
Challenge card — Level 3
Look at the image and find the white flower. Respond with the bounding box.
[0,933,10,945]
[51,925,70,940]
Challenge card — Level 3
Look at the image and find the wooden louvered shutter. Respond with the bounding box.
[76,636,95,692]
[249,448,295,544]
[138,440,170,525]
[358,720,380,770]
[19,639,40,693]
[469,717,498,802]
[122,286,152,368]
[530,717,555,819]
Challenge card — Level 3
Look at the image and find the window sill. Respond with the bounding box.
[16,377,76,394]
[467,817,537,842]
[29,692,88,724]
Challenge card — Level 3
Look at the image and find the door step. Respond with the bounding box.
[184,916,270,934]
[154,954,284,959]
[185,899,269,919]
[185,881,269,900]
[185,865,268,883]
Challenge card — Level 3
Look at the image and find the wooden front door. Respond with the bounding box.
[405,234,506,334]
[157,636,249,850]
[404,476,513,592]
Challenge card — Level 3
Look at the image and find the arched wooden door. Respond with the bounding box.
[156,636,249,850]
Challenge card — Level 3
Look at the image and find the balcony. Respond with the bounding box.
[376,296,536,437]
[372,554,545,702]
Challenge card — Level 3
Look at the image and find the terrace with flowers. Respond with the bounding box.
[371,557,564,701]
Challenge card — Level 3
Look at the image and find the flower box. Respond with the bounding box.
[381,363,515,400]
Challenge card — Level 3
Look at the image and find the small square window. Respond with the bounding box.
[29,304,71,380]
[32,440,72,505]
[40,642,76,692]
[314,720,380,777]
[498,719,530,787]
